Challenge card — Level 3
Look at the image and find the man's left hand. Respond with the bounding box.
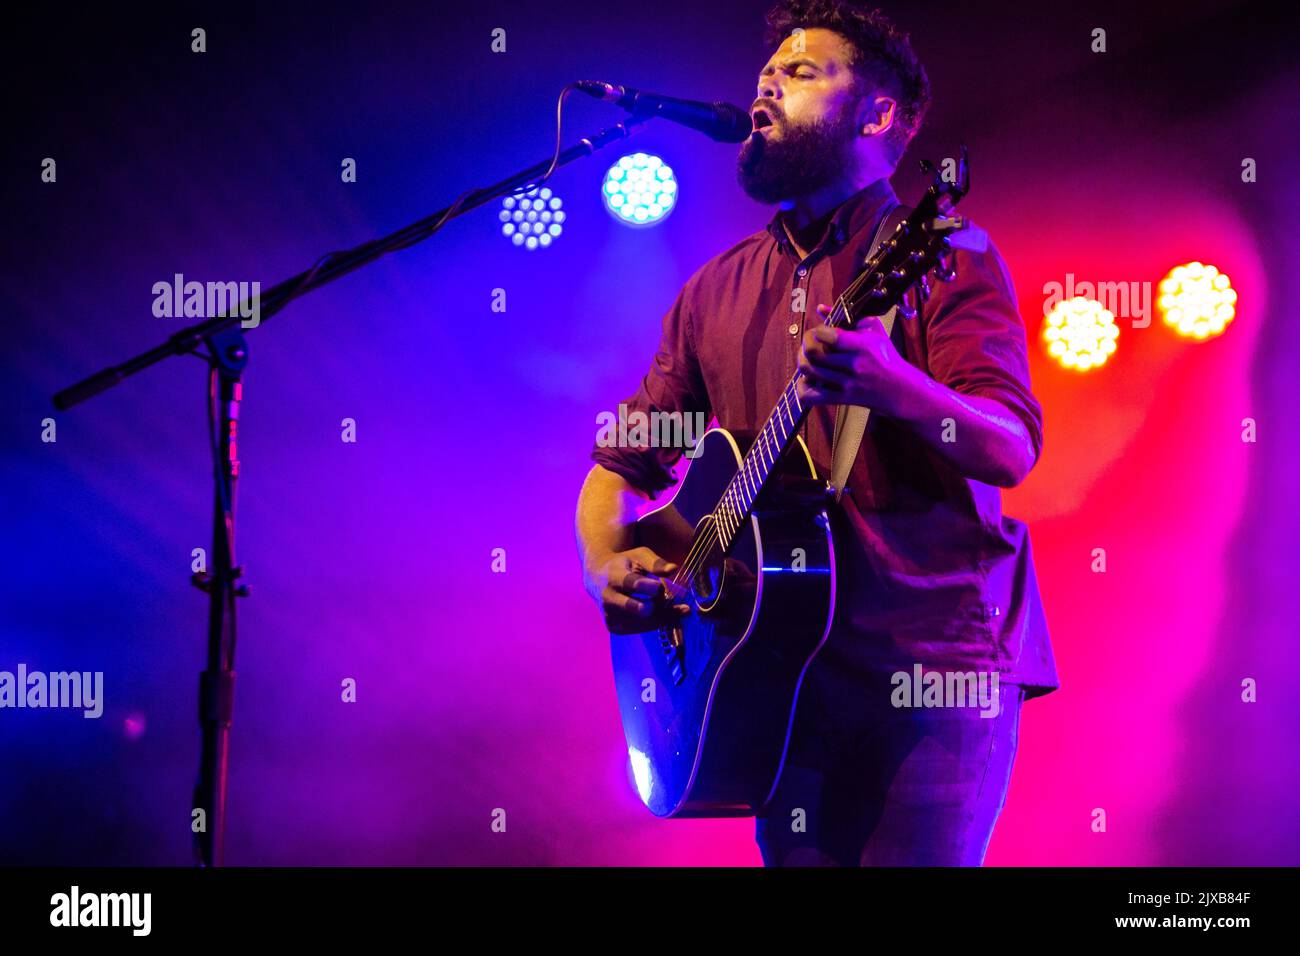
[796,303,912,412]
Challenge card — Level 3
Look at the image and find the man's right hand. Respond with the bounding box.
[583,547,691,634]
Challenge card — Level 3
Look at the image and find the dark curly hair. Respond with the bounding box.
[764,1,931,164]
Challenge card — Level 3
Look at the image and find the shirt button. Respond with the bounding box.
[788,323,799,336]
[797,266,807,277]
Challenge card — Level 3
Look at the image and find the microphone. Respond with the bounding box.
[576,80,752,143]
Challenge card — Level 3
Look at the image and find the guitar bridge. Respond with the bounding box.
[659,625,686,685]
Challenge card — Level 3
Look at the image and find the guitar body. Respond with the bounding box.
[610,427,835,817]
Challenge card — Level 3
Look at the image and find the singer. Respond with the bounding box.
[576,0,1059,866]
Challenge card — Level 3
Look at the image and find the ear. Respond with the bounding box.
[859,94,897,137]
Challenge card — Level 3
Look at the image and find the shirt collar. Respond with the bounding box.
[765,177,899,257]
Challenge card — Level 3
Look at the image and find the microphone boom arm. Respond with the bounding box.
[52,111,653,409]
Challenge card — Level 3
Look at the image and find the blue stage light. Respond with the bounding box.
[602,153,677,227]
[499,187,564,250]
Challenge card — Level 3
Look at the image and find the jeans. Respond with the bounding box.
[756,665,1024,866]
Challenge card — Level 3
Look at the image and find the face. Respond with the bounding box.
[737,28,866,204]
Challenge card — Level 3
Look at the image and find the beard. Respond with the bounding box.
[736,101,859,205]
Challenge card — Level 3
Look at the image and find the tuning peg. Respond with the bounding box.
[918,274,931,301]
[931,239,955,282]
[896,294,917,320]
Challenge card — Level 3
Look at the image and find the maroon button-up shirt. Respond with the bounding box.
[592,177,1059,698]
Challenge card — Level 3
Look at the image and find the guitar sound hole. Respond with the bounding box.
[691,556,724,610]
[692,565,716,602]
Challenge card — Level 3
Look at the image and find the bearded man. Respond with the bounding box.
[575,0,1059,866]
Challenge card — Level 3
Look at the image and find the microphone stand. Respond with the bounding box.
[51,110,653,867]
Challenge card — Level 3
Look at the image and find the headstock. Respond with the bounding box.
[836,147,972,325]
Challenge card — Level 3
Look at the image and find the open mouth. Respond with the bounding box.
[751,108,776,133]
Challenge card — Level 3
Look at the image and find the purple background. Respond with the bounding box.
[2,0,1298,864]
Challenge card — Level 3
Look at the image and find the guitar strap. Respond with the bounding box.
[828,202,911,501]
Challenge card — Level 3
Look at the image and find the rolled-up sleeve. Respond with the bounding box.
[921,232,1044,464]
[591,278,712,498]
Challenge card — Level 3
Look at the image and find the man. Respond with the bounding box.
[575,0,1059,866]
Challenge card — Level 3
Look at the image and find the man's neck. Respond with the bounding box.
[779,168,892,259]
[782,179,867,230]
